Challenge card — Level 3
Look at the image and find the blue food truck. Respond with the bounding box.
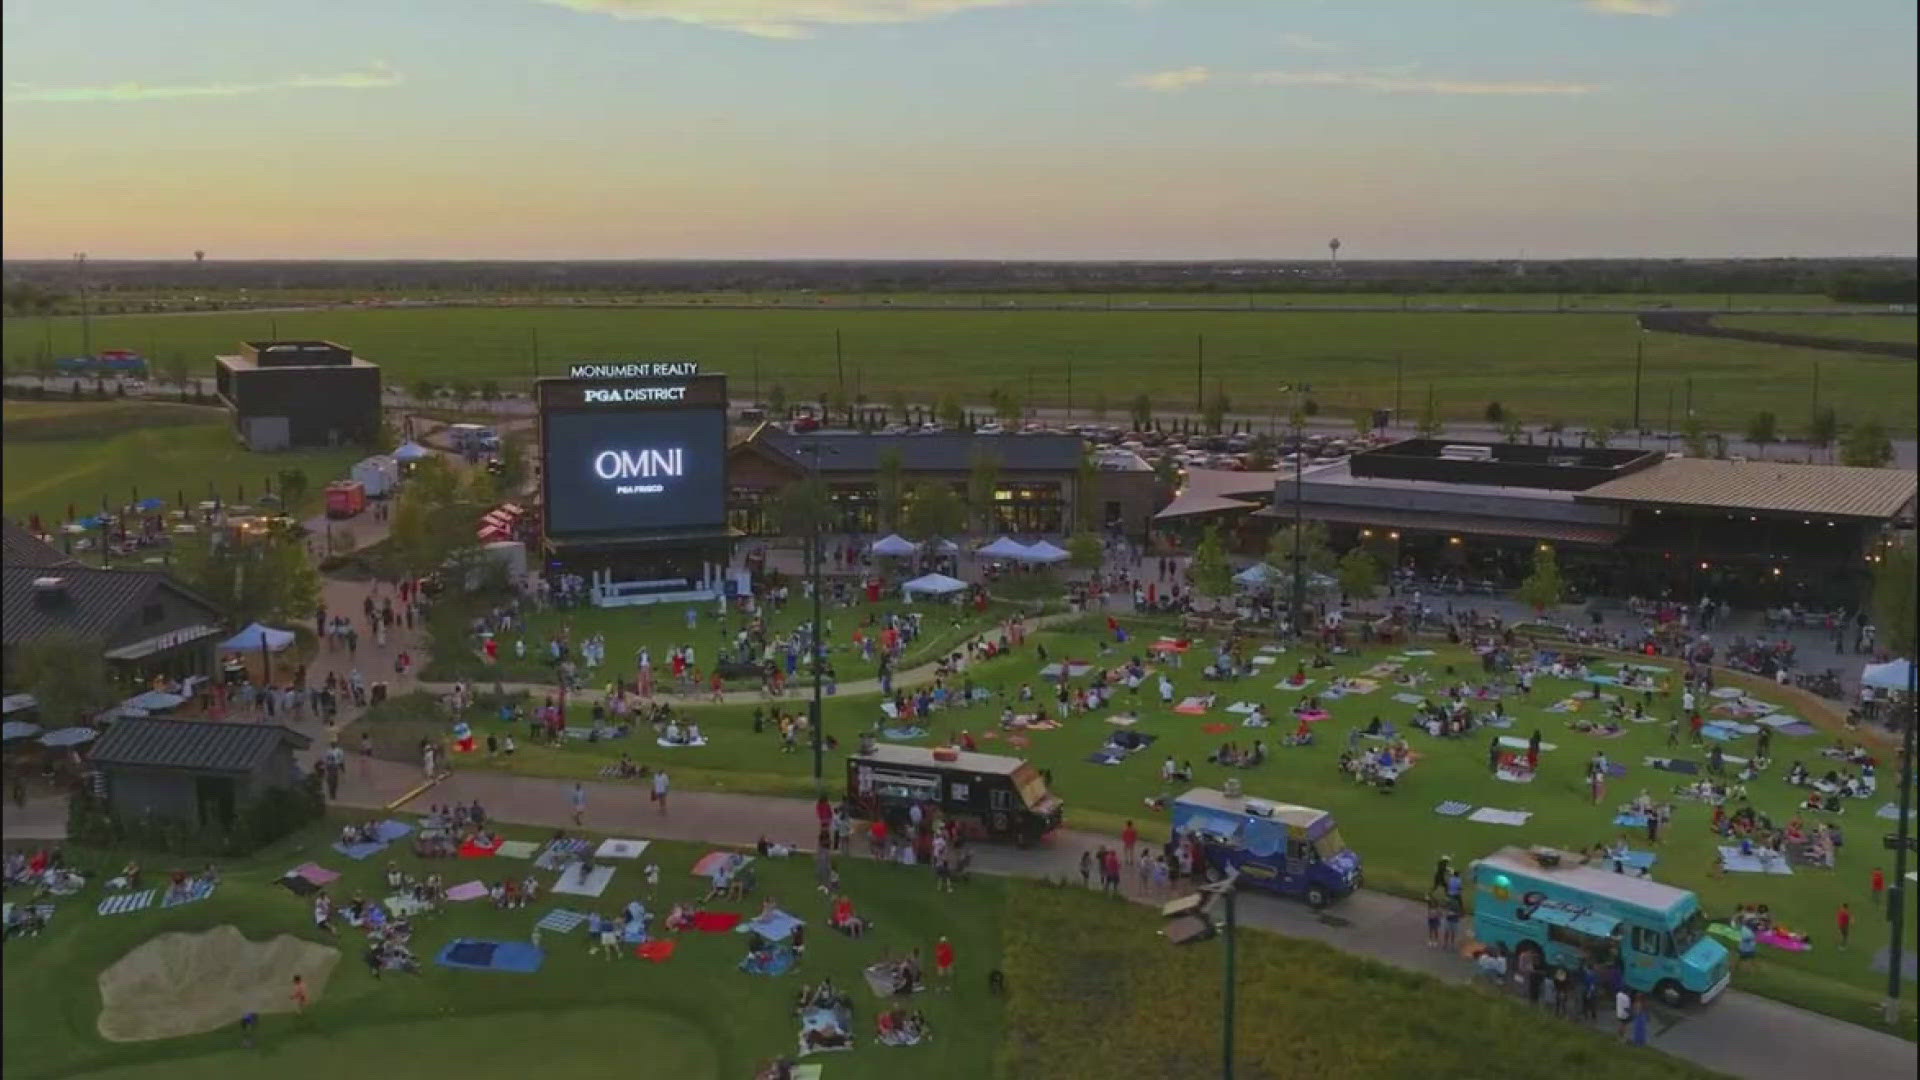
[1171,787,1361,908]
[1472,846,1731,1007]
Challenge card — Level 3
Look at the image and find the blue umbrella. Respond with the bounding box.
[135,497,166,512]
[2,721,42,742]
[40,727,98,748]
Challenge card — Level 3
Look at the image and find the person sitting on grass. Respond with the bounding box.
[106,861,142,891]
[757,836,794,858]
[829,894,868,937]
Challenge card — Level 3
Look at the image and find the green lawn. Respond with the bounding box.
[5,815,1722,1080]
[1,401,363,526]
[6,305,1913,431]
[408,615,1915,1033]
[2,821,1006,1080]
[1716,315,1919,345]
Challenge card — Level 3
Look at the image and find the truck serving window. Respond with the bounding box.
[1010,765,1049,808]
[867,768,939,803]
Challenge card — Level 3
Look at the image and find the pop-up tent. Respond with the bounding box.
[121,690,186,713]
[1863,658,1915,692]
[1233,562,1280,587]
[976,537,1031,560]
[1019,540,1070,565]
[902,573,968,597]
[392,441,431,463]
[219,623,296,653]
[870,534,920,557]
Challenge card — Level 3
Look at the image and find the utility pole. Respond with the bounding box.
[1883,660,1916,1025]
[531,328,541,378]
[1810,361,1820,424]
[1633,337,1644,440]
[1196,334,1205,412]
[73,253,91,359]
[835,330,845,396]
[1394,355,1404,425]
[752,347,760,407]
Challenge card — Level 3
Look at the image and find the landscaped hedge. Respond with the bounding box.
[67,769,327,858]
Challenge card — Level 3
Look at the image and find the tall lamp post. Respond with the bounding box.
[1278,383,1311,638]
[1866,654,1917,1024]
[795,439,838,789]
[1161,867,1241,1079]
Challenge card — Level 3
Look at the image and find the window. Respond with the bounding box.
[1631,926,1670,956]
[949,782,970,803]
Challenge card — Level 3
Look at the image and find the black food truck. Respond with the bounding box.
[847,744,1063,846]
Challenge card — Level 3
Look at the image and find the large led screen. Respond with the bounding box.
[542,408,728,536]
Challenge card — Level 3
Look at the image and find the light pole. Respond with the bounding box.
[1279,383,1311,638]
[795,439,838,789]
[1874,656,1917,1024]
[1161,867,1241,1079]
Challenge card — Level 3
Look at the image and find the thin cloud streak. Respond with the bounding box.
[1246,70,1600,96]
[1584,0,1676,16]
[3,63,402,104]
[1125,66,1213,92]
[1276,32,1337,52]
[536,0,1046,39]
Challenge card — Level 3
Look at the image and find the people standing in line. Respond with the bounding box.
[1615,985,1633,1039]
[1630,993,1649,1047]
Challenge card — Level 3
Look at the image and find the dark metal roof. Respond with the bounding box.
[88,718,310,773]
[2,519,78,569]
[757,429,1085,474]
[1,566,168,645]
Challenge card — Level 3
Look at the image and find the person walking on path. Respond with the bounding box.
[1121,820,1138,865]
[1443,892,1462,950]
[1630,993,1650,1047]
[1870,867,1886,909]
[652,768,670,814]
[1836,902,1852,950]
[1079,850,1093,889]
[570,782,586,826]
[1615,986,1633,1039]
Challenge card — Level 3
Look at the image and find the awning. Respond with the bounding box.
[1257,503,1622,547]
[217,622,296,653]
[102,624,225,662]
[1526,905,1621,939]
[1156,491,1263,520]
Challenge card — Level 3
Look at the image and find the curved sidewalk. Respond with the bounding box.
[328,757,1915,1080]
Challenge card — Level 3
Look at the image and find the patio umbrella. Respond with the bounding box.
[135,497,165,512]
[39,727,98,748]
[1,721,42,742]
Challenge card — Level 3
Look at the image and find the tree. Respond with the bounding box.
[1188,524,1232,603]
[1588,421,1614,448]
[407,455,462,511]
[274,468,310,513]
[1807,407,1838,461]
[826,383,852,425]
[1352,411,1373,437]
[889,389,910,423]
[449,381,473,409]
[1841,418,1894,468]
[1075,451,1101,531]
[1269,520,1337,576]
[159,352,192,393]
[767,383,788,416]
[1517,544,1564,615]
[1484,401,1505,423]
[495,429,530,495]
[1201,387,1231,433]
[1416,390,1444,438]
[1244,436,1277,472]
[1500,414,1524,444]
[1129,393,1153,432]
[177,532,318,626]
[937,393,964,429]
[874,448,905,531]
[1681,412,1709,458]
[1745,411,1778,458]
[1337,546,1381,600]
[1872,538,1916,659]
[410,378,438,403]
[771,475,831,537]
[993,387,1022,425]
[478,379,501,403]
[903,481,965,542]
[1067,531,1103,571]
[14,632,116,725]
[967,452,1002,535]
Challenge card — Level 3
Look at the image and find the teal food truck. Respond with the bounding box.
[1171,788,1361,908]
[1472,846,1731,1007]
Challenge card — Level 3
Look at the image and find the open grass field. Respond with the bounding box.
[1,400,363,526]
[6,305,1913,431]
[403,612,1916,1032]
[0,818,1706,1080]
[1717,315,1919,345]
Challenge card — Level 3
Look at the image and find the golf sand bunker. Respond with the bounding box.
[97,925,340,1042]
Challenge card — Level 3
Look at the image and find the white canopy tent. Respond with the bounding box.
[391,441,431,463]
[1862,658,1915,692]
[869,534,920,557]
[901,572,968,598]
[977,537,1031,560]
[1019,540,1071,565]
[1233,562,1280,587]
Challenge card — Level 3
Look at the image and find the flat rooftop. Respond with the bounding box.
[1578,458,1917,521]
[1296,458,1581,503]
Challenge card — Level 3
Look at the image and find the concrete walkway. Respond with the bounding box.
[296,758,1916,1080]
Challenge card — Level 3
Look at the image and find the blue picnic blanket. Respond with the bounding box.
[373,819,414,843]
[1085,751,1124,766]
[1434,801,1473,817]
[740,908,805,943]
[880,726,928,741]
[739,944,797,976]
[536,908,589,933]
[97,889,156,916]
[161,879,216,908]
[332,840,386,861]
[1700,725,1738,742]
[1614,813,1649,828]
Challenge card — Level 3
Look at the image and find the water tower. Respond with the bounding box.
[1328,238,1341,273]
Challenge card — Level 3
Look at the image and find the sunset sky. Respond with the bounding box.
[3,0,1914,260]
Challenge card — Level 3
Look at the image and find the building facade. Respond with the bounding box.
[215,340,381,450]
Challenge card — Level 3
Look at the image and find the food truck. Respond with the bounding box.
[1171,787,1361,908]
[1472,846,1731,1006]
[846,744,1062,846]
[325,481,367,519]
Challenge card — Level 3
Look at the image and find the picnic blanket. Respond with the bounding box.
[1391,692,1425,706]
[495,839,539,859]
[1700,725,1739,742]
[278,874,321,897]
[1644,757,1699,775]
[444,880,489,902]
[1294,709,1331,723]
[1225,701,1260,715]
[1104,714,1139,727]
[1274,678,1316,692]
[1755,928,1811,952]
[536,908,589,933]
[1434,800,1474,817]
[636,939,678,962]
[1879,803,1911,821]
[1611,850,1658,873]
[385,894,430,918]
[1710,687,1744,699]
[552,864,617,898]
[97,889,156,916]
[880,726,928,741]
[691,911,743,933]
[1104,733,1158,754]
[1173,697,1211,716]
[291,862,340,886]
[1466,808,1532,826]
[1085,751,1126,766]
[1776,723,1817,736]
[332,840,386,861]
[863,961,920,998]
[435,938,545,974]
[692,852,754,879]
[1718,846,1794,876]
[739,944,798,976]
[1250,655,1278,666]
[1201,722,1233,735]
[1756,714,1803,729]
[459,836,505,858]
[534,837,593,870]
[739,908,806,943]
[656,737,710,749]
[595,838,651,860]
[1614,813,1649,828]
[1482,716,1515,729]
[373,819,413,842]
[161,879,216,908]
